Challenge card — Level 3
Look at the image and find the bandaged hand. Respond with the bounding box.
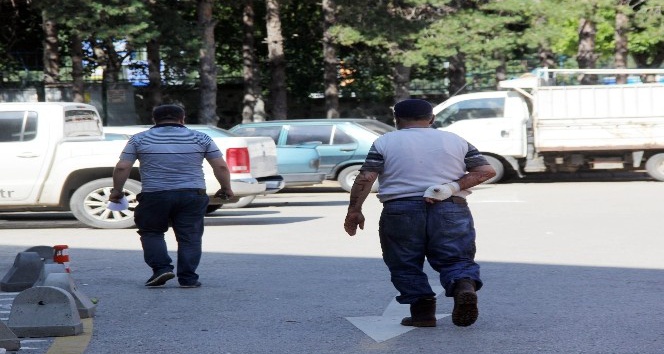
[423,182,461,201]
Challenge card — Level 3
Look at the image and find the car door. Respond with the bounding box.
[231,124,321,175]
[0,110,51,203]
[283,124,357,177]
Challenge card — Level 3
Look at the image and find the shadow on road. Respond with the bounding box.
[0,245,661,353]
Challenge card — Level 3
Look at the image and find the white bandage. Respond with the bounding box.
[423,182,461,201]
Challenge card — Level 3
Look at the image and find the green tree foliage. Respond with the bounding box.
[2,0,664,116]
[630,0,664,67]
[0,0,43,75]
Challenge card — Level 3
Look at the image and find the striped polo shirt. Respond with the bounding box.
[360,127,488,202]
[119,123,223,192]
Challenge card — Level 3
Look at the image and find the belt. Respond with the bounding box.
[441,196,467,204]
[144,188,206,195]
[385,196,467,204]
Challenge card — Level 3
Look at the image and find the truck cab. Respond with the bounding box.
[0,102,103,205]
[432,91,529,159]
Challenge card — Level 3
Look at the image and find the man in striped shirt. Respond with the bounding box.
[343,99,495,327]
[111,105,233,288]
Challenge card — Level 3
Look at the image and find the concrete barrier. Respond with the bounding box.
[34,263,68,287]
[7,286,83,337]
[0,322,20,351]
[42,273,96,318]
[23,246,55,263]
[0,252,43,292]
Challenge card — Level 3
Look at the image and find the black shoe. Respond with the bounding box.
[400,297,437,327]
[179,281,202,288]
[145,271,175,287]
[452,279,478,327]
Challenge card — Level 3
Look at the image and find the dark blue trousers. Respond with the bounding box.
[379,197,482,304]
[134,189,209,286]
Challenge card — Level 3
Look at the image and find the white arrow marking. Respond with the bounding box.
[346,285,450,342]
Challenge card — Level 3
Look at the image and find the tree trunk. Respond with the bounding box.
[538,47,556,68]
[266,0,287,119]
[447,53,467,97]
[242,0,257,123]
[323,0,339,119]
[198,0,218,125]
[70,33,85,103]
[495,52,506,88]
[42,10,59,84]
[393,63,411,103]
[146,39,163,112]
[614,1,629,84]
[576,18,598,84]
[103,39,122,83]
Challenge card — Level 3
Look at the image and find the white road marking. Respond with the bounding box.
[345,285,450,342]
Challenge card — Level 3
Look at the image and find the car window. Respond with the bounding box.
[354,120,395,135]
[286,125,332,145]
[64,109,102,137]
[0,111,38,142]
[233,126,282,144]
[195,126,236,138]
[332,126,355,144]
[434,98,505,127]
[104,133,131,141]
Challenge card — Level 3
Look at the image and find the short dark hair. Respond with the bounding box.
[393,99,433,120]
[152,104,185,122]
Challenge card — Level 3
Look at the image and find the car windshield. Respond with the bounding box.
[354,120,395,135]
[191,126,236,137]
[103,125,236,140]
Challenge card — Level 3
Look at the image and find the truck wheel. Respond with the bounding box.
[222,195,256,209]
[483,155,505,184]
[338,165,378,193]
[70,178,140,229]
[645,153,664,181]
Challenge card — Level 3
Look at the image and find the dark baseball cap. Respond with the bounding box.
[393,99,433,119]
[153,104,185,121]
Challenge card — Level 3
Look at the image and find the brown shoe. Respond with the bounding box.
[452,279,478,327]
[400,297,437,327]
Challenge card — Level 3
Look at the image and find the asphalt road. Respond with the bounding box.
[0,176,663,353]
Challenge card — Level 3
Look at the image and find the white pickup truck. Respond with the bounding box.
[433,68,664,182]
[0,102,284,229]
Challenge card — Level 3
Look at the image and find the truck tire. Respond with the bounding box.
[483,155,505,184]
[70,178,140,229]
[645,153,664,181]
[338,165,378,193]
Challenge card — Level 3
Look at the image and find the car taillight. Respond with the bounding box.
[226,148,250,173]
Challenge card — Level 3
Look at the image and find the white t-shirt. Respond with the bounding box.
[360,127,488,202]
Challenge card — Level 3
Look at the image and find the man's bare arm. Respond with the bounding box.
[457,164,496,190]
[344,170,378,236]
[207,156,234,198]
[110,159,134,202]
[348,170,378,212]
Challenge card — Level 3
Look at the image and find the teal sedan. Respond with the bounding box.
[230,119,395,192]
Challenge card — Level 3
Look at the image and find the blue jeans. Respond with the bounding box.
[134,189,209,286]
[379,197,482,304]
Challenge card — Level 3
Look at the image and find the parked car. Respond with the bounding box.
[229,119,396,192]
[104,125,286,209]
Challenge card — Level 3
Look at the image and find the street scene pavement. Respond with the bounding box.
[0,177,663,353]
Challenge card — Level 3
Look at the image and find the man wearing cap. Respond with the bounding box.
[110,104,234,288]
[343,99,496,327]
